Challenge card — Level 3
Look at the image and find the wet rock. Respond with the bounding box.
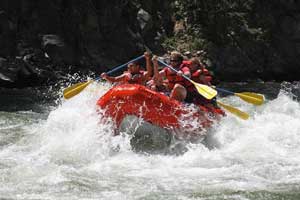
[1,0,299,86]
[0,11,16,56]
[0,1,174,87]
[119,115,172,154]
[119,115,190,155]
[0,57,16,83]
[42,34,75,65]
[137,8,152,32]
[175,1,300,81]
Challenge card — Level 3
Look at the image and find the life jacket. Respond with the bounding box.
[124,70,145,84]
[186,68,212,93]
[163,61,191,90]
[191,68,211,82]
[199,68,212,83]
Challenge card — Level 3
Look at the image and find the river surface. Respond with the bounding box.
[1,81,300,200]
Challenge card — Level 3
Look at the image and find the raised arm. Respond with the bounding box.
[152,55,165,86]
[152,55,160,80]
[143,51,152,81]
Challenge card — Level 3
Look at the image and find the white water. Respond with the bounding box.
[1,82,300,199]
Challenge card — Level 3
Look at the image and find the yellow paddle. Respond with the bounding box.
[157,59,255,119]
[63,55,145,99]
[63,80,94,99]
[216,88,264,105]
[217,101,249,120]
[158,60,217,99]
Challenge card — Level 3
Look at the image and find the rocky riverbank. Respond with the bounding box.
[0,0,173,87]
[0,0,299,88]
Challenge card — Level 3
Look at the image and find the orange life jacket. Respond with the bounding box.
[163,62,191,90]
[186,68,212,92]
[192,69,212,83]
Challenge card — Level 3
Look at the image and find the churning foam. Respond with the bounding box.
[1,82,300,199]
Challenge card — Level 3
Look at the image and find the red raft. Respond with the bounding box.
[97,84,224,135]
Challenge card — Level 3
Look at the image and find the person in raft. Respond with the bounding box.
[146,55,168,92]
[100,52,152,85]
[185,57,222,110]
[150,51,191,101]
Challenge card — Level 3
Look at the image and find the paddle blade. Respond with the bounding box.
[63,80,94,99]
[235,92,265,105]
[192,81,217,100]
[217,101,249,120]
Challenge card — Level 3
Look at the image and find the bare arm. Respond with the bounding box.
[143,52,152,81]
[152,55,159,80]
[101,73,127,83]
[151,56,166,85]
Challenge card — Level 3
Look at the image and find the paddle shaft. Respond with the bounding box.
[216,87,264,105]
[158,59,250,119]
[158,59,218,99]
[63,54,145,99]
[158,60,192,82]
[216,88,235,95]
[95,54,145,81]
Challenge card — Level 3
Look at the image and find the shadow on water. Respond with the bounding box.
[0,87,58,113]
[219,81,300,102]
[0,87,58,148]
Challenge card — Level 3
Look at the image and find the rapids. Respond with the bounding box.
[0,82,300,199]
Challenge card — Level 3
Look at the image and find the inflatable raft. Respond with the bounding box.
[97,84,224,136]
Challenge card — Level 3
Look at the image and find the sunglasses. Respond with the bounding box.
[170,59,179,62]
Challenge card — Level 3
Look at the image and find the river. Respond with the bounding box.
[0,81,300,200]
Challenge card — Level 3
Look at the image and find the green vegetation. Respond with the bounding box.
[163,0,269,55]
